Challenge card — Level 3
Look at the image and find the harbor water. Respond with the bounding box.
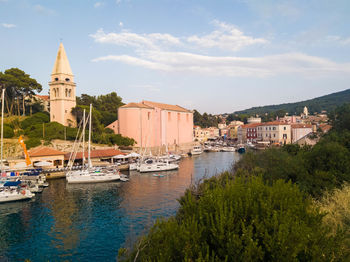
[0,152,240,261]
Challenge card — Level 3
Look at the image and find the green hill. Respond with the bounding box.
[234,88,350,115]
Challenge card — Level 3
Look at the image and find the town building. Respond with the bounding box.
[238,123,261,143]
[258,122,291,145]
[49,43,77,127]
[247,117,261,124]
[118,100,193,149]
[29,147,66,168]
[291,124,313,143]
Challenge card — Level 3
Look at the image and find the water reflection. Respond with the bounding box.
[0,152,239,261]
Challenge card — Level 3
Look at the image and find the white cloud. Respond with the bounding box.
[2,23,16,28]
[94,2,103,8]
[326,35,350,46]
[92,51,350,77]
[90,28,181,50]
[91,20,267,52]
[90,20,350,78]
[187,20,268,51]
[34,4,55,15]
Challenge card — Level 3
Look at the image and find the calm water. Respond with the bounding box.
[0,152,240,261]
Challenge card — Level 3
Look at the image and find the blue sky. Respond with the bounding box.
[1,0,350,114]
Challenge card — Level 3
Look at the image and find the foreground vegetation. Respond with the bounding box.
[119,104,350,261]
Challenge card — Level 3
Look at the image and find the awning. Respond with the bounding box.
[112,154,127,159]
[34,161,52,167]
[3,181,21,187]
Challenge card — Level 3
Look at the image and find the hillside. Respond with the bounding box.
[234,88,350,115]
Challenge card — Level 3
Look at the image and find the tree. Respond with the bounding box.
[0,68,42,116]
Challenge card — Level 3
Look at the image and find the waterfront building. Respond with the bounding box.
[238,123,261,143]
[207,127,220,138]
[118,101,193,149]
[218,123,227,129]
[291,124,313,143]
[49,43,77,127]
[28,147,66,168]
[258,122,291,145]
[247,117,261,124]
[64,148,124,166]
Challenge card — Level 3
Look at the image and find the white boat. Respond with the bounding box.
[66,169,120,184]
[139,162,179,173]
[190,145,203,155]
[0,182,34,203]
[221,146,236,152]
[66,105,120,184]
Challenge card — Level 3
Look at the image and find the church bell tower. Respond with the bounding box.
[49,43,77,127]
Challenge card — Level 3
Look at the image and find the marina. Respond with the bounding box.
[0,152,240,261]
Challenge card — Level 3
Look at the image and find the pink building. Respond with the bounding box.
[291,124,312,143]
[106,120,119,134]
[118,100,193,148]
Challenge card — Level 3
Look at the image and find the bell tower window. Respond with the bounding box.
[55,77,59,81]
[65,78,70,82]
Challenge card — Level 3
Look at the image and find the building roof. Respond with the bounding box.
[64,149,124,160]
[52,43,73,76]
[319,124,332,133]
[35,95,50,101]
[240,123,262,128]
[291,124,312,128]
[29,147,66,157]
[261,121,290,126]
[142,100,191,113]
[120,102,154,109]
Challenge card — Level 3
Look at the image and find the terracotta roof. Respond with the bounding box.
[35,95,50,101]
[240,123,262,128]
[291,124,312,128]
[319,124,332,133]
[29,147,66,157]
[142,100,190,113]
[120,102,153,109]
[64,149,124,160]
[261,121,290,126]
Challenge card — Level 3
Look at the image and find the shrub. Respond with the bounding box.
[3,124,14,138]
[120,175,343,261]
[20,112,49,129]
[24,137,41,149]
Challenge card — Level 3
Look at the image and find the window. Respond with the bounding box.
[186,114,189,122]
[65,110,67,113]
[65,78,70,82]
[55,77,59,81]
[284,126,287,130]
[273,127,276,130]
[273,134,276,137]
[65,88,68,97]
[168,112,171,121]
[148,112,150,120]
[68,89,72,97]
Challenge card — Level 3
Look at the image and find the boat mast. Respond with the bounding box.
[88,104,92,170]
[82,109,85,168]
[0,88,4,170]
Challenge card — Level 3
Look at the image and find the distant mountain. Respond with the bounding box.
[234,88,350,115]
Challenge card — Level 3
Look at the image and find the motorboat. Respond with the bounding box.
[139,162,179,173]
[237,145,246,154]
[190,145,203,155]
[221,147,236,152]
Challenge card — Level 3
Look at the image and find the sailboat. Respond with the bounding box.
[0,89,35,203]
[66,104,121,183]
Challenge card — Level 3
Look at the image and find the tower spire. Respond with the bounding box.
[52,43,73,76]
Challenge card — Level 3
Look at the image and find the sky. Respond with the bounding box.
[1,0,350,114]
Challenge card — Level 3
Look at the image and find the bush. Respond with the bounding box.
[20,112,49,129]
[3,124,14,138]
[24,137,41,149]
[121,175,343,261]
